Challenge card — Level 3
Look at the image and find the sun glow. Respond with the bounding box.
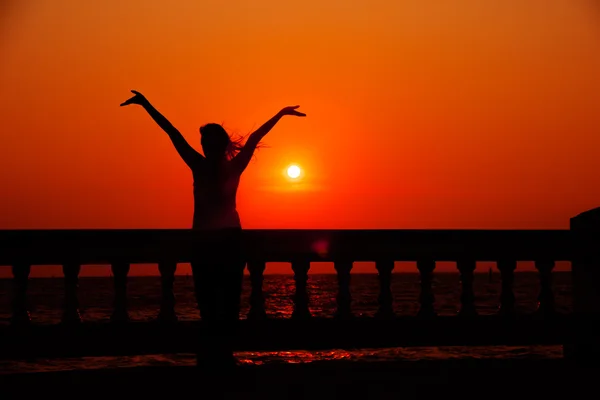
[287,165,301,179]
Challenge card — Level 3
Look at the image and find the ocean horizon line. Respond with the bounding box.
[0,270,571,279]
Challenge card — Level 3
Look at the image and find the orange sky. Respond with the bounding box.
[1,1,599,276]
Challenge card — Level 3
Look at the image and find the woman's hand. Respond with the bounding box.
[279,105,306,117]
[120,90,148,107]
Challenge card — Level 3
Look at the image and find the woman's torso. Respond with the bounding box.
[191,160,241,230]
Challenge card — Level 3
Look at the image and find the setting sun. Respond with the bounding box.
[287,165,301,179]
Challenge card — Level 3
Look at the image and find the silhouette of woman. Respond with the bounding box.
[120,90,305,367]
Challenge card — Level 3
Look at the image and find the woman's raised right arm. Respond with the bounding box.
[232,105,306,173]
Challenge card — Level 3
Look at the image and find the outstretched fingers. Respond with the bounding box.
[290,106,306,116]
[281,105,306,116]
[120,90,144,107]
[120,96,135,107]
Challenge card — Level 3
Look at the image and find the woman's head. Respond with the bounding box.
[199,123,242,160]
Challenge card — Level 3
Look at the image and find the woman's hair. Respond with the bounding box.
[227,135,246,160]
[200,123,265,160]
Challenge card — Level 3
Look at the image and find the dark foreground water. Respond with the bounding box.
[0,272,572,373]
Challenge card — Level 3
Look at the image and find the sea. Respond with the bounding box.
[0,272,573,374]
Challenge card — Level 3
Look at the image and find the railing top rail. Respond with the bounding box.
[0,229,574,264]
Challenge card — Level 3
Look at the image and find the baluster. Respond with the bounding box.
[334,260,353,318]
[497,260,516,316]
[375,259,394,318]
[417,260,436,317]
[291,260,311,319]
[247,260,267,320]
[457,260,477,317]
[11,263,31,325]
[111,262,130,323]
[158,262,177,322]
[62,263,82,324]
[535,260,556,317]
